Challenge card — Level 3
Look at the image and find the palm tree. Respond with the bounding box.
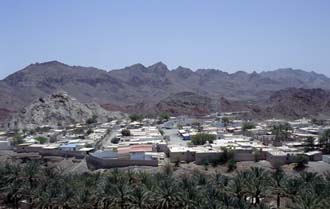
[111,178,132,209]
[179,174,201,209]
[21,160,42,205]
[154,177,183,209]
[201,184,222,209]
[298,172,328,199]
[127,184,151,209]
[304,136,315,152]
[288,189,324,209]
[67,186,96,209]
[283,177,303,204]
[319,129,330,153]
[222,117,231,130]
[245,167,271,205]
[271,123,292,145]
[270,168,286,209]
[227,171,247,204]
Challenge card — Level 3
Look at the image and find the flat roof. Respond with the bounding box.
[60,144,78,148]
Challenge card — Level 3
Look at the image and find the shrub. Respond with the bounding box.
[35,136,47,144]
[227,159,237,172]
[159,112,170,121]
[159,129,164,136]
[85,143,93,148]
[191,133,216,145]
[86,129,94,135]
[129,114,144,122]
[218,147,234,164]
[121,129,131,136]
[242,122,256,132]
[12,134,24,145]
[174,158,180,167]
[294,154,308,170]
[86,115,98,124]
[111,137,120,144]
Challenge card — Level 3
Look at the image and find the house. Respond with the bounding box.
[323,155,330,164]
[0,137,11,150]
[59,144,81,151]
[305,151,322,161]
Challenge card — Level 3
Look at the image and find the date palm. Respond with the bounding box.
[245,167,271,205]
[227,171,247,204]
[288,189,324,209]
[154,177,183,209]
[110,178,132,209]
[127,184,151,209]
[201,184,222,209]
[270,168,286,209]
[179,174,201,209]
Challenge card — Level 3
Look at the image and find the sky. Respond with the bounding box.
[1,0,330,79]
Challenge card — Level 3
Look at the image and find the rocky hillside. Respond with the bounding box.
[257,88,330,119]
[122,88,330,119]
[7,91,125,130]
[1,61,330,121]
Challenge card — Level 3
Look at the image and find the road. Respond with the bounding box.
[101,127,120,148]
[162,128,188,146]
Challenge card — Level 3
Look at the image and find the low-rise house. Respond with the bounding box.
[305,151,322,161]
[323,155,330,164]
[0,136,11,150]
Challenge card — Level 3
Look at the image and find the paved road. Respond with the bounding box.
[162,128,188,146]
[102,127,120,148]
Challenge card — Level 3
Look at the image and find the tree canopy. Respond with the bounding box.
[191,133,216,145]
[1,161,330,209]
[129,114,144,122]
[121,129,131,137]
[271,123,292,142]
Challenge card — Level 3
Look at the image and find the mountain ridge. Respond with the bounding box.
[1,61,330,123]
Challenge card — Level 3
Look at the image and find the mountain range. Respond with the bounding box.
[1,61,330,124]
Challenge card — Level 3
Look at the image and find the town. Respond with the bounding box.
[1,111,330,174]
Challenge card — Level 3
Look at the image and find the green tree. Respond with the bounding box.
[242,121,256,132]
[246,167,271,205]
[271,123,292,144]
[304,136,315,152]
[222,117,231,129]
[294,154,308,170]
[319,129,330,153]
[86,115,98,124]
[129,114,144,122]
[121,129,131,137]
[35,136,48,144]
[12,133,24,145]
[270,168,287,209]
[159,113,170,121]
[191,133,216,145]
[227,159,237,172]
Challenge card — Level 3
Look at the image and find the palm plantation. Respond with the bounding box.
[0,160,330,209]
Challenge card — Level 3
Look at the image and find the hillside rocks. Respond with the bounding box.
[7,91,125,130]
[258,88,330,119]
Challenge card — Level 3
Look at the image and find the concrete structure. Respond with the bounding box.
[0,138,11,150]
[305,151,322,161]
[323,155,330,164]
[86,154,158,170]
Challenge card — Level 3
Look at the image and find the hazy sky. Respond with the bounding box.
[1,0,330,79]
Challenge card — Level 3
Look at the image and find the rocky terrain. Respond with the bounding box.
[258,88,330,119]
[1,61,330,121]
[7,91,125,130]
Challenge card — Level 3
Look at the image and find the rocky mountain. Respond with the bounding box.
[7,91,125,130]
[1,61,330,121]
[257,88,330,119]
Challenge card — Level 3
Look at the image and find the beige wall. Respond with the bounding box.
[86,155,158,170]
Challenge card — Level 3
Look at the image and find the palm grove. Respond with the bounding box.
[1,161,330,209]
